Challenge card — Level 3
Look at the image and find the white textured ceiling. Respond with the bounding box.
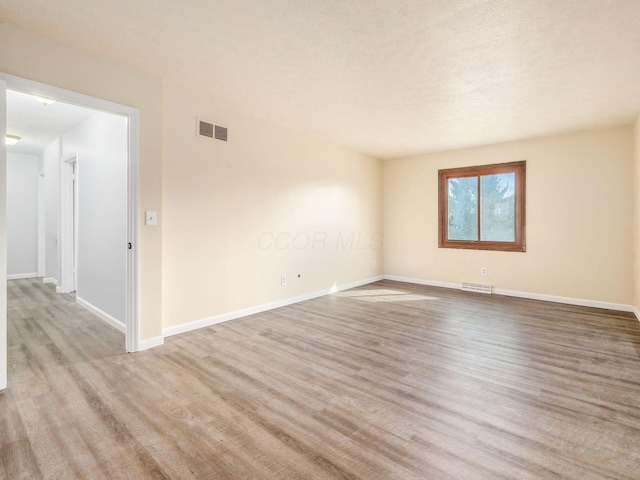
[6,90,96,156]
[1,0,640,159]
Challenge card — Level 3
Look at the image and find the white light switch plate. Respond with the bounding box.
[145,211,157,226]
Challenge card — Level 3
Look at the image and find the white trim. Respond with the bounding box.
[76,296,126,333]
[37,173,45,277]
[384,275,459,290]
[0,72,141,353]
[59,152,78,294]
[492,288,634,312]
[138,336,165,351]
[55,138,62,286]
[7,273,38,280]
[43,277,58,286]
[163,275,384,338]
[383,275,635,313]
[0,78,7,390]
[125,111,140,353]
[0,73,136,116]
[633,306,640,322]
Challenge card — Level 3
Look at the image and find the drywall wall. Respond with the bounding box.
[43,139,60,283]
[384,126,634,306]
[37,156,45,277]
[634,115,640,316]
[0,23,163,342]
[162,86,383,329]
[7,153,38,277]
[63,112,128,324]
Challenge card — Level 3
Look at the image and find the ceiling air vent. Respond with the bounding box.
[198,119,228,142]
[461,282,492,294]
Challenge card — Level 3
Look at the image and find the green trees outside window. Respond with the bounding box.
[438,161,526,252]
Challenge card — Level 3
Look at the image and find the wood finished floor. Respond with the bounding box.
[2,278,640,479]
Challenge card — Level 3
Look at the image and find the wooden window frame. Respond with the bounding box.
[438,161,526,252]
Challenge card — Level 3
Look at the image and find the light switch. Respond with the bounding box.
[145,211,157,226]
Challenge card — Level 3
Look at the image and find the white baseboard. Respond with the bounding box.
[492,288,634,313]
[7,273,38,280]
[76,296,126,333]
[137,336,165,351]
[163,275,384,338]
[384,275,459,290]
[634,306,640,322]
[383,275,634,313]
[43,277,58,285]
[75,296,165,351]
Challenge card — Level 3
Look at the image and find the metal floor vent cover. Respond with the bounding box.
[461,282,492,294]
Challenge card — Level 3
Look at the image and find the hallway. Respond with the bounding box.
[4,279,126,477]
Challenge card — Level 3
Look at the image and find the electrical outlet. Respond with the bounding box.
[281,274,286,286]
[481,267,487,276]
[373,259,378,268]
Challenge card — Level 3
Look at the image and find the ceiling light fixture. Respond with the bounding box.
[34,96,56,106]
[6,135,21,146]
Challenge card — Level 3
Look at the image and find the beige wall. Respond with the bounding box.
[162,86,382,328]
[2,23,636,344]
[0,24,384,338]
[0,24,163,340]
[384,127,635,306]
[0,24,383,342]
[634,115,640,315]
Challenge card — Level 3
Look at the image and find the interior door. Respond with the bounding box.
[0,79,8,390]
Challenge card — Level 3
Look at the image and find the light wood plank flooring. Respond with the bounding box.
[2,278,640,479]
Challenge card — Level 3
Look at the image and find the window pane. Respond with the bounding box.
[480,173,515,242]
[447,177,478,241]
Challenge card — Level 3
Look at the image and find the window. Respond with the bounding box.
[438,161,526,252]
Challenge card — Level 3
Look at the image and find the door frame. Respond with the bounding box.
[37,169,45,278]
[0,72,140,362]
[0,78,7,390]
[59,152,78,294]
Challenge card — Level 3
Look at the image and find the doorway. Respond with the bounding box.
[0,73,140,390]
[60,152,78,294]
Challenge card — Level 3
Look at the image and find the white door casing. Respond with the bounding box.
[0,72,140,381]
[0,78,7,390]
[59,152,78,294]
[37,171,45,278]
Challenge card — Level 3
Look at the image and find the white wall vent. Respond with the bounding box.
[461,282,492,294]
[198,119,228,142]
